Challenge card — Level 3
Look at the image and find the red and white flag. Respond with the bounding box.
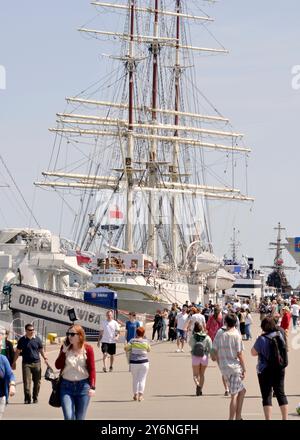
[109,205,123,220]
[76,251,92,266]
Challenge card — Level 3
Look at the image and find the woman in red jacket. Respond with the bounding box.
[280,306,291,341]
[206,307,223,341]
[55,325,96,420]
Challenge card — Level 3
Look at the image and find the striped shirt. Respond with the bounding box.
[212,327,244,376]
[126,338,150,364]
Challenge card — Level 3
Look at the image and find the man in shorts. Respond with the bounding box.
[211,313,246,420]
[175,305,189,352]
[97,310,120,372]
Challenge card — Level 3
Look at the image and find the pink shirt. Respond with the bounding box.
[206,314,223,341]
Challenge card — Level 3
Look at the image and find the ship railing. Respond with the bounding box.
[93,268,145,276]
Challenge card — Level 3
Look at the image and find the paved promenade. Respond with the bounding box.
[3,314,300,420]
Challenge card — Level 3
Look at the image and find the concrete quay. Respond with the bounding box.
[3,313,300,420]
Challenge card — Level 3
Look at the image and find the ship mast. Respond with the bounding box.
[170,0,181,267]
[273,223,285,267]
[261,222,296,292]
[262,223,295,270]
[125,0,135,252]
[147,0,160,260]
[34,1,255,257]
[230,227,240,263]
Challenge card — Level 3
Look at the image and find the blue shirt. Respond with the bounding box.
[253,331,285,374]
[17,336,43,364]
[125,320,140,343]
[0,354,15,400]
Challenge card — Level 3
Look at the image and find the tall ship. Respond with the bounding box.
[262,222,295,294]
[35,1,253,314]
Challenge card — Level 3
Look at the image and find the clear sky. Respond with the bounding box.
[1,1,300,286]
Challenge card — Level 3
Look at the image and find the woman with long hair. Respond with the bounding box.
[55,324,96,420]
[125,327,150,402]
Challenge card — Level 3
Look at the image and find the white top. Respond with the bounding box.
[291,304,300,317]
[245,314,253,325]
[187,313,206,331]
[232,301,241,312]
[100,319,120,343]
[62,349,89,382]
[176,312,189,330]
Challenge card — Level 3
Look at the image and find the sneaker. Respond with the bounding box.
[24,400,31,404]
[181,348,184,352]
[138,395,144,402]
[33,399,38,404]
[133,394,138,401]
[176,349,181,353]
[224,390,229,396]
[109,366,113,372]
[103,367,107,373]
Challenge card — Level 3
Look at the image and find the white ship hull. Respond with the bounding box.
[225,277,262,298]
[92,272,203,314]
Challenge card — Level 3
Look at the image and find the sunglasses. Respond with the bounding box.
[66,332,78,337]
[27,329,34,332]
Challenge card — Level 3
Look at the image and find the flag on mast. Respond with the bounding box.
[109,205,123,219]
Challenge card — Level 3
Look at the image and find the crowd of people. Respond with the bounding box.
[148,295,297,420]
[0,294,299,420]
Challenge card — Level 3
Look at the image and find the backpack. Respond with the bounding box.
[259,304,267,314]
[264,332,288,369]
[192,334,206,357]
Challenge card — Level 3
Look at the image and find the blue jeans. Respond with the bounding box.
[245,324,252,340]
[292,315,298,329]
[60,378,90,420]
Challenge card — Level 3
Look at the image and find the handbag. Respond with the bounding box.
[49,376,62,408]
[45,365,56,381]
